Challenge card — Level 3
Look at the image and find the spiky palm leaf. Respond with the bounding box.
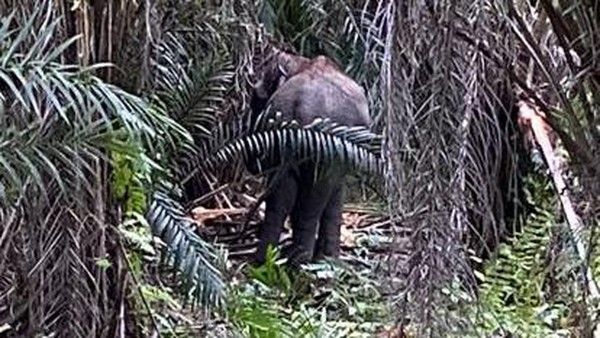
[0,7,186,206]
[154,32,235,135]
[146,191,226,306]
[150,23,236,167]
[153,32,236,172]
[205,118,384,178]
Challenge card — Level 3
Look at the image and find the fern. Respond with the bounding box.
[474,170,569,336]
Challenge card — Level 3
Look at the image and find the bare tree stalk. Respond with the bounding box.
[117,240,161,336]
[518,100,600,336]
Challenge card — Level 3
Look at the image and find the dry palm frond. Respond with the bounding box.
[376,0,524,334]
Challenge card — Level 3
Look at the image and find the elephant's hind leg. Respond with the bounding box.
[254,169,298,265]
[314,179,345,261]
[288,177,336,266]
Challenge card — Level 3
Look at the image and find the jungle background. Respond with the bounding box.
[0,0,598,337]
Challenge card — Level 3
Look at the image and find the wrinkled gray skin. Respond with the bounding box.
[251,48,371,266]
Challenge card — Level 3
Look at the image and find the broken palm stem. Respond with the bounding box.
[518,101,600,301]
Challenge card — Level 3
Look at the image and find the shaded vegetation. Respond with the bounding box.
[0,0,598,337]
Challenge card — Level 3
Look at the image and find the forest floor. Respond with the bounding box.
[191,200,400,270]
[189,197,403,336]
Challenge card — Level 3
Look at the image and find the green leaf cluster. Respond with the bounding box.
[111,142,152,214]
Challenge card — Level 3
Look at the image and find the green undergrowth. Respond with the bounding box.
[227,247,392,338]
[468,168,593,337]
[111,141,198,337]
[109,136,600,337]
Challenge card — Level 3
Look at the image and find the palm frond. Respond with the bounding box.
[0,7,164,136]
[146,191,226,307]
[137,8,248,309]
[0,7,188,207]
[154,32,235,136]
[180,117,384,185]
[0,3,197,336]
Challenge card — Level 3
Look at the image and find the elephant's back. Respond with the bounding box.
[269,69,370,127]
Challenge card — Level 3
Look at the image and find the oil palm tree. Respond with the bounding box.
[0,3,225,336]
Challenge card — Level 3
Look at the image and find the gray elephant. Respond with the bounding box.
[250,48,371,266]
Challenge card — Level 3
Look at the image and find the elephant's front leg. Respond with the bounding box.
[288,177,336,266]
[254,169,298,265]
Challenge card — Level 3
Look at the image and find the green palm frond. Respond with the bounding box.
[152,30,238,178]
[0,121,107,202]
[0,6,187,207]
[142,26,236,307]
[0,7,170,138]
[0,3,194,336]
[154,32,235,135]
[146,191,226,307]
[189,118,384,182]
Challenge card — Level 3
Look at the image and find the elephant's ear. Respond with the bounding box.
[277,52,310,77]
[251,67,277,100]
[252,48,309,101]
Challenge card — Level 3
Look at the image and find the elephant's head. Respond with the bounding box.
[250,47,311,115]
[250,48,369,129]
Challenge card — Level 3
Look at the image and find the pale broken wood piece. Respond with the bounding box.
[518,101,600,336]
[191,207,247,224]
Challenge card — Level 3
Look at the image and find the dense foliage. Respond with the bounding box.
[0,0,598,337]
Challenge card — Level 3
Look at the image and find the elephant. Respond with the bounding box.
[250,47,371,266]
